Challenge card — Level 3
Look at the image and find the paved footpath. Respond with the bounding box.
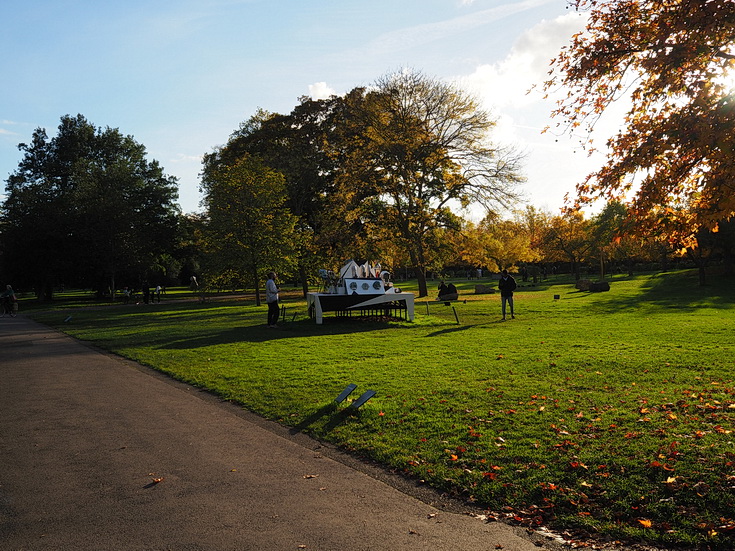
[0,315,558,551]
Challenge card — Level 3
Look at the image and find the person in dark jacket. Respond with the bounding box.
[498,269,517,320]
[438,281,459,301]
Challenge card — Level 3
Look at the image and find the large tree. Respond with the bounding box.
[200,154,298,305]
[334,71,525,296]
[204,102,342,296]
[541,212,594,279]
[547,0,735,245]
[2,114,179,299]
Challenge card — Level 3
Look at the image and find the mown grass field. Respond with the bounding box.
[28,270,735,549]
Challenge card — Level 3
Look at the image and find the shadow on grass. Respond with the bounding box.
[156,317,410,350]
[424,324,482,337]
[288,402,362,435]
[585,270,735,313]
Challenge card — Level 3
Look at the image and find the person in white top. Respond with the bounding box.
[266,271,280,328]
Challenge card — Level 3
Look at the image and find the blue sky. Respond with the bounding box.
[1,0,609,217]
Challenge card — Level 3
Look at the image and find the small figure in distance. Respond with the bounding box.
[266,271,280,328]
[438,280,459,302]
[1,284,17,317]
[498,269,517,320]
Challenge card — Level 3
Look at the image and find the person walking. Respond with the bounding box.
[266,271,280,328]
[498,269,516,320]
[1,285,17,317]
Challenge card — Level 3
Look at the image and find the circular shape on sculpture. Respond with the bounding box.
[361,282,370,290]
[373,281,382,290]
[349,282,358,290]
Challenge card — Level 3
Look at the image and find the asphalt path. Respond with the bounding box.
[0,315,559,551]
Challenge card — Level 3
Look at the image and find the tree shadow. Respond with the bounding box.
[156,318,410,350]
[568,270,735,314]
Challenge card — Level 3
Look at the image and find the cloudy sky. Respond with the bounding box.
[1,0,614,217]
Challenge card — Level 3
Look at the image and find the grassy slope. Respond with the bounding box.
[29,270,735,549]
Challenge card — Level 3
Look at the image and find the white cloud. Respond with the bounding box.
[460,12,586,112]
[169,153,202,164]
[308,82,337,100]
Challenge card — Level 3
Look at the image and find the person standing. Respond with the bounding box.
[1,285,17,317]
[266,271,280,328]
[498,269,516,320]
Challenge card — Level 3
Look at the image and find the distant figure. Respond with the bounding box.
[1,285,17,317]
[438,281,448,296]
[498,269,517,320]
[266,271,280,328]
[438,281,458,301]
[154,285,161,303]
[143,287,151,304]
[123,287,131,305]
[190,275,199,291]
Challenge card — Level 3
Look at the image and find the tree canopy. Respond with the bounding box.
[2,114,179,298]
[200,153,298,304]
[331,71,525,296]
[547,0,735,245]
[203,71,524,296]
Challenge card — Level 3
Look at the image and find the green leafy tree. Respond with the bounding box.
[2,114,179,299]
[200,154,298,305]
[204,102,340,295]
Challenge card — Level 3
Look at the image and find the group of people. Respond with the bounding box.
[122,285,163,305]
[264,269,519,328]
[1,285,17,317]
[438,269,517,320]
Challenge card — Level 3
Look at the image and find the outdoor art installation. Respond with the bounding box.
[306,260,414,324]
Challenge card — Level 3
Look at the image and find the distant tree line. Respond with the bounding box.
[2,69,734,300]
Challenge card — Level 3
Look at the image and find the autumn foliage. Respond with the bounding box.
[546,0,735,246]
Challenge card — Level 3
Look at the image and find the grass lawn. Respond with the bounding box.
[28,270,735,549]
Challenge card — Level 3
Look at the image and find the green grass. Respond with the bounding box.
[29,270,735,549]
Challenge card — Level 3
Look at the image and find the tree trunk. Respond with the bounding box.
[253,267,261,306]
[416,266,428,297]
[299,264,309,298]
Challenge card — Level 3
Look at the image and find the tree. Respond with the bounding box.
[334,70,525,296]
[547,0,735,244]
[541,212,593,279]
[589,201,629,279]
[2,114,179,299]
[460,215,540,272]
[205,102,342,296]
[200,154,298,305]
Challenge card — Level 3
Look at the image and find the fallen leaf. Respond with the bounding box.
[639,519,652,528]
[303,474,319,479]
